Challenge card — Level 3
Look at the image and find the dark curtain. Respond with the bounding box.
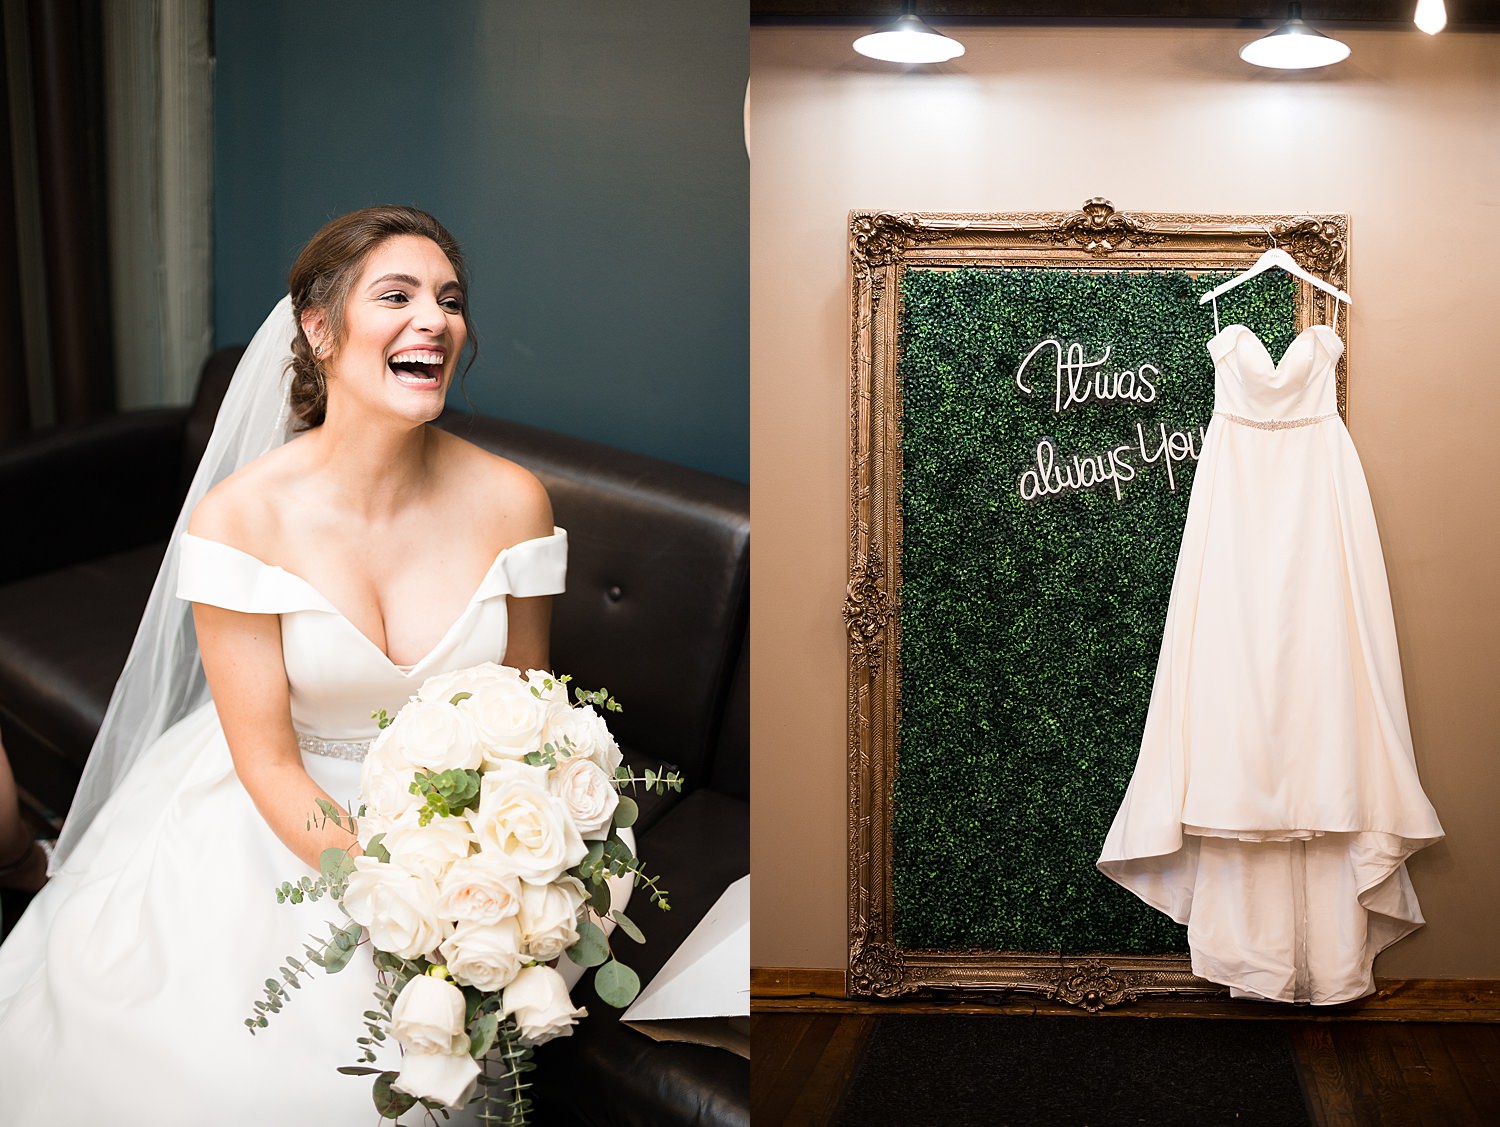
[0,0,115,440]
[0,11,28,437]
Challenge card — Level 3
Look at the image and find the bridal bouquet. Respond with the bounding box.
[248,663,681,1124]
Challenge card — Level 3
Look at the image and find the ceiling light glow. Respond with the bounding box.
[1240,4,1351,70]
[853,13,965,64]
[1414,0,1447,35]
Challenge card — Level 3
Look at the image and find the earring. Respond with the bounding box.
[313,342,324,358]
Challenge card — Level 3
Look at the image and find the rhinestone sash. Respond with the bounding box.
[1214,411,1337,432]
[297,733,373,761]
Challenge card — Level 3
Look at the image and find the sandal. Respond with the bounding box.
[0,837,52,895]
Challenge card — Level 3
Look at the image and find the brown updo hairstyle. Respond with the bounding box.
[286,205,476,430]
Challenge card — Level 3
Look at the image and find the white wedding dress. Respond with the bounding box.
[1098,320,1444,1005]
[0,528,581,1124]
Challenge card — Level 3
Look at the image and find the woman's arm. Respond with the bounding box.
[504,593,553,672]
[192,601,359,871]
[493,457,557,673]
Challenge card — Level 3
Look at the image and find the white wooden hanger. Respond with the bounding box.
[1199,245,1352,306]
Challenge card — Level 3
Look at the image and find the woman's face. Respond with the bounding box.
[320,234,468,426]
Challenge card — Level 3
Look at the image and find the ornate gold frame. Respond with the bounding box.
[846,199,1352,1007]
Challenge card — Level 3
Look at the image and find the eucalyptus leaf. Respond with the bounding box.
[611,795,638,829]
[592,960,640,1008]
[319,847,355,885]
[470,1011,500,1058]
[587,878,612,915]
[610,909,646,944]
[565,919,610,968]
[373,1072,418,1118]
[322,942,357,974]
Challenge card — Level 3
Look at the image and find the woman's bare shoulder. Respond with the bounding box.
[432,429,554,544]
[186,440,305,553]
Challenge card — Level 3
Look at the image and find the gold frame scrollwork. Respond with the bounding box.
[846,199,1352,1008]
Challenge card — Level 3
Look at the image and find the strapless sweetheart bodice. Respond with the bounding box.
[1207,323,1343,424]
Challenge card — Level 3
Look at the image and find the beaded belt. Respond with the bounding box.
[1214,411,1336,432]
[297,733,373,761]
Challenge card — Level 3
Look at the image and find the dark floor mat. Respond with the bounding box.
[833,1014,1312,1127]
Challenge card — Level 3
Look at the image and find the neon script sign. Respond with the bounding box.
[1012,338,1206,502]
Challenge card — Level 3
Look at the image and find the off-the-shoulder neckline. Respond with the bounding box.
[181,529,564,672]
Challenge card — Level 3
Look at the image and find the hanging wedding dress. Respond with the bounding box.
[1097,309,1443,1005]
[0,298,624,1122]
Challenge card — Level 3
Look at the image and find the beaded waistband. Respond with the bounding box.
[1214,411,1336,432]
[297,733,373,761]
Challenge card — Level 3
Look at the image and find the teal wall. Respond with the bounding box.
[213,1,748,481]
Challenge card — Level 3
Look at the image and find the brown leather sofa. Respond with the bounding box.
[0,348,749,1127]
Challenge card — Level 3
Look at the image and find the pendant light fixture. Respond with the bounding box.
[853,3,965,64]
[1414,0,1447,35]
[1239,4,1351,70]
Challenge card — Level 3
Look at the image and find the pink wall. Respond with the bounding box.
[751,24,1500,977]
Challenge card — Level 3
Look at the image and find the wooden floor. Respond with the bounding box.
[752,1012,1500,1126]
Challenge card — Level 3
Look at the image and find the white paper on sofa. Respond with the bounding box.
[623,875,749,1057]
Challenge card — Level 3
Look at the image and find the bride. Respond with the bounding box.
[0,206,602,1123]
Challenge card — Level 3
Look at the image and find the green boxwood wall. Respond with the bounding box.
[893,266,1297,953]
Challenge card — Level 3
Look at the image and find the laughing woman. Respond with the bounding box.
[0,206,618,1124]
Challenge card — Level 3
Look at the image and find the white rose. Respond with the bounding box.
[543,704,623,776]
[439,918,525,991]
[356,810,393,851]
[416,661,522,705]
[471,762,588,885]
[388,974,478,1109]
[342,857,446,959]
[460,678,550,765]
[516,876,586,961]
[387,699,483,773]
[436,853,524,926]
[360,729,423,821]
[388,973,469,1055]
[393,1050,480,1111]
[549,756,619,840]
[500,964,586,1046]
[381,815,476,882]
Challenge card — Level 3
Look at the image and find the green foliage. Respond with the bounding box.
[612,795,639,829]
[372,1071,418,1119]
[586,870,613,915]
[565,919,610,968]
[609,909,646,945]
[409,767,483,825]
[613,765,685,796]
[365,833,391,864]
[573,685,623,713]
[574,832,672,914]
[245,919,366,1033]
[469,1011,500,1058]
[593,960,641,1008]
[319,846,356,896]
[893,266,1296,954]
[475,1019,537,1126]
